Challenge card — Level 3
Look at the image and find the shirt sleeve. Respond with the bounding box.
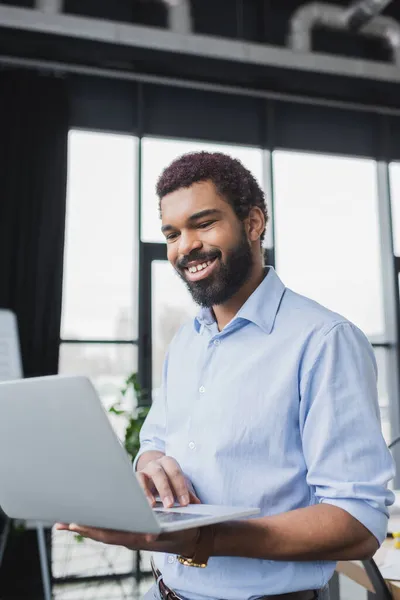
[132,352,168,472]
[299,322,395,545]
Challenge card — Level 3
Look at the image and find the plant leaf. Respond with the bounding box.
[110,372,150,460]
[109,406,126,416]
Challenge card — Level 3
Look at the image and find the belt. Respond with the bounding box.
[151,557,182,600]
[150,558,319,600]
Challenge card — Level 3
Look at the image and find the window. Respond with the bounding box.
[141,137,264,243]
[389,162,400,257]
[55,130,138,581]
[59,130,138,411]
[151,260,198,390]
[374,347,391,444]
[58,343,138,438]
[61,130,138,341]
[273,150,393,441]
[273,151,385,339]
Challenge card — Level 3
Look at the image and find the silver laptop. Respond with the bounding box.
[0,375,259,534]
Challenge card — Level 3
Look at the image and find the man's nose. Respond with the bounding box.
[178,232,203,257]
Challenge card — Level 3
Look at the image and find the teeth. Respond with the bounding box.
[187,259,214,273]
[195,263,207,271]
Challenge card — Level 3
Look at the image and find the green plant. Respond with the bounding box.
[108,373,150,462]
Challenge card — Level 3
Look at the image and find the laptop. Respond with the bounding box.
[0,375,259,534]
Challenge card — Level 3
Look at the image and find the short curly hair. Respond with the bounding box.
[156,151,268,242]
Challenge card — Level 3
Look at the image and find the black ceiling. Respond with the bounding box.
[1,0,400,108]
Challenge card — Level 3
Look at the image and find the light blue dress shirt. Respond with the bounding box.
[135,267,395,600]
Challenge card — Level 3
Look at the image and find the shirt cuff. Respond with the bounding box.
[132,443,165,472]
[321,497,389,545]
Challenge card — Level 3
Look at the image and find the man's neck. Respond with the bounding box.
[212,265,266,331]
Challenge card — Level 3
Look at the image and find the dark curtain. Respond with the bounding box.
[0,70,69,598]
[0,70,69,377]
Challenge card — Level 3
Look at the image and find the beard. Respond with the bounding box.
[176,227,254,308]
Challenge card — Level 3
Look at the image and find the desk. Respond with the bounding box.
[336,539,400,599]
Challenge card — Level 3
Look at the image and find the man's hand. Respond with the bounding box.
[54,456,202,555]
[54,522,200,557]
[137,454,201,509]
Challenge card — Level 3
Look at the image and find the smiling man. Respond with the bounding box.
[161,184,260,316]
[58,151,394,600]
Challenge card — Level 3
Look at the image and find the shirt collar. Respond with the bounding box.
[194,267,286,334]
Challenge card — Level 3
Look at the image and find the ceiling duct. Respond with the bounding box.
[345,0,393,30]
[35,0,63,14]
[288,1,400,66]
[161,0,192,34]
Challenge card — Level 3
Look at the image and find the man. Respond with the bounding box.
[57,151,395,600]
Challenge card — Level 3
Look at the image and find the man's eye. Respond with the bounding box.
[166,232,178,241]
[197,221,214,229]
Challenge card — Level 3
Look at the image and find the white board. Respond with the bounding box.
[0,309,23,381]
[0,309,23,560]
[0,311,46,530]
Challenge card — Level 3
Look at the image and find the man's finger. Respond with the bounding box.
[144,461,176,508]
[54,523,70,530]
[67,524,159,548]
[68,524,129,546]
[189,491,201,504]
[136,471,156,506]
[159,456,192,506]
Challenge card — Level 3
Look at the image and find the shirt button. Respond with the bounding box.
[188,441,196,450]
[168,555,175,564]
[199,386,205,394]
[213,339,221,346]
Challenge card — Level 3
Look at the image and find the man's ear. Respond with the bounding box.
[246,207,265,242]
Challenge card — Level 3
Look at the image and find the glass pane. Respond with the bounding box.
[151,260,198,390]
[61,130,138,341]
[58,343,137,438]
[141,137,264,243]
[55,342,138,579]
[274,151,385,339]
[389,162,400,256]
[374,347,391,444]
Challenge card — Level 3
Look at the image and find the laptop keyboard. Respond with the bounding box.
[154,510,212,524]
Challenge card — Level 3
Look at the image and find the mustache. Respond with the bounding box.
[177,250,221,270]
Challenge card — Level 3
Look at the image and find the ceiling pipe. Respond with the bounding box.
[289,3,348,52]
[35,0,63,14]
[288,1,400,66]
[362,15,400,63]
[161,0,192,34]
[345,0,393,31]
